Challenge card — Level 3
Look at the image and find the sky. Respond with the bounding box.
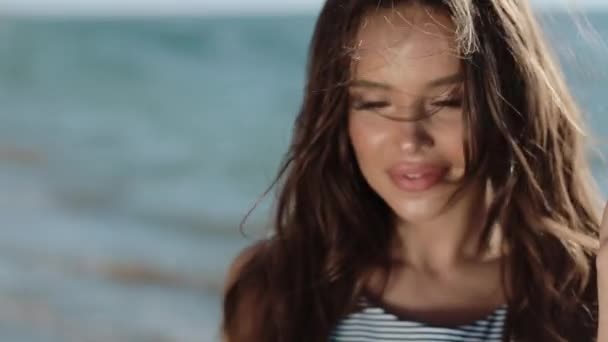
[0,0,607,16]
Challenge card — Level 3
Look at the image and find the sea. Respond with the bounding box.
[0,9,608,342]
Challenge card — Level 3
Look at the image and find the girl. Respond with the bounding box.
[222,0,608,341]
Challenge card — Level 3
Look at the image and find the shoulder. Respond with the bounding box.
[223,239,270,295]
[222,239,272,341]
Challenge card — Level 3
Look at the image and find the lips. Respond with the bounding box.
[387,163,447,192]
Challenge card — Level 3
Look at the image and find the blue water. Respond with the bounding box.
[0,11,607,341]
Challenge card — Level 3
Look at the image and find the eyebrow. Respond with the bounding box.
[428,73,465,88]
[348,73,465,90]
[348,79,393,90]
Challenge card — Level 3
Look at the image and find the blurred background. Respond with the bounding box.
[0,0,607,341]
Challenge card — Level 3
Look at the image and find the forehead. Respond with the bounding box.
[351,4,461,91]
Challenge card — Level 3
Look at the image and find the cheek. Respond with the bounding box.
[427,113,466,164]
[435,127,465,163]
[349,114,384,155]
[348,116,390,199]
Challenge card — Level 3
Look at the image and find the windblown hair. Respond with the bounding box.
[222,1,603,341]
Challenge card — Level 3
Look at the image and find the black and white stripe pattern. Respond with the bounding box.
[330,298,507,342]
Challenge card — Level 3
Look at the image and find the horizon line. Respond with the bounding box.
[1,2,607,18]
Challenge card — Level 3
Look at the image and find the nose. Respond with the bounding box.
[396,119,433,153]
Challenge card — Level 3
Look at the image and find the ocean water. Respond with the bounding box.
[0,11,607,342]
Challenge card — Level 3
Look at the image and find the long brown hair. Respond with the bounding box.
[222,1,603,341]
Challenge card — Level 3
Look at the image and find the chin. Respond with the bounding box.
[389,197,448,224]
[379,177,458,225]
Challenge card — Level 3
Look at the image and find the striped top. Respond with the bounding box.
[330,297,508,342]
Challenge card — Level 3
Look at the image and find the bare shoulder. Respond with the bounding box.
[222,239,270,341]
[223,239,269,294]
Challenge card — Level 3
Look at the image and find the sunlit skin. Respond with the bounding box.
[347,3,505,324]
[347,3,608,334]
[348,5,478,259]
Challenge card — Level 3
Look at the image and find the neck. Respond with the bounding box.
[392,183,501,273]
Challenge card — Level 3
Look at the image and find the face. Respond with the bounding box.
[348,4,469,224]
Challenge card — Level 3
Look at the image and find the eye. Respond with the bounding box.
[351,100,391,111]
[431,97,463,108]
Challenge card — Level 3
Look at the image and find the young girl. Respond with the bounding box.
[222,0,608,341]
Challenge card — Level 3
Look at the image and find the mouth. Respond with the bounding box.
[387,163,448,192]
